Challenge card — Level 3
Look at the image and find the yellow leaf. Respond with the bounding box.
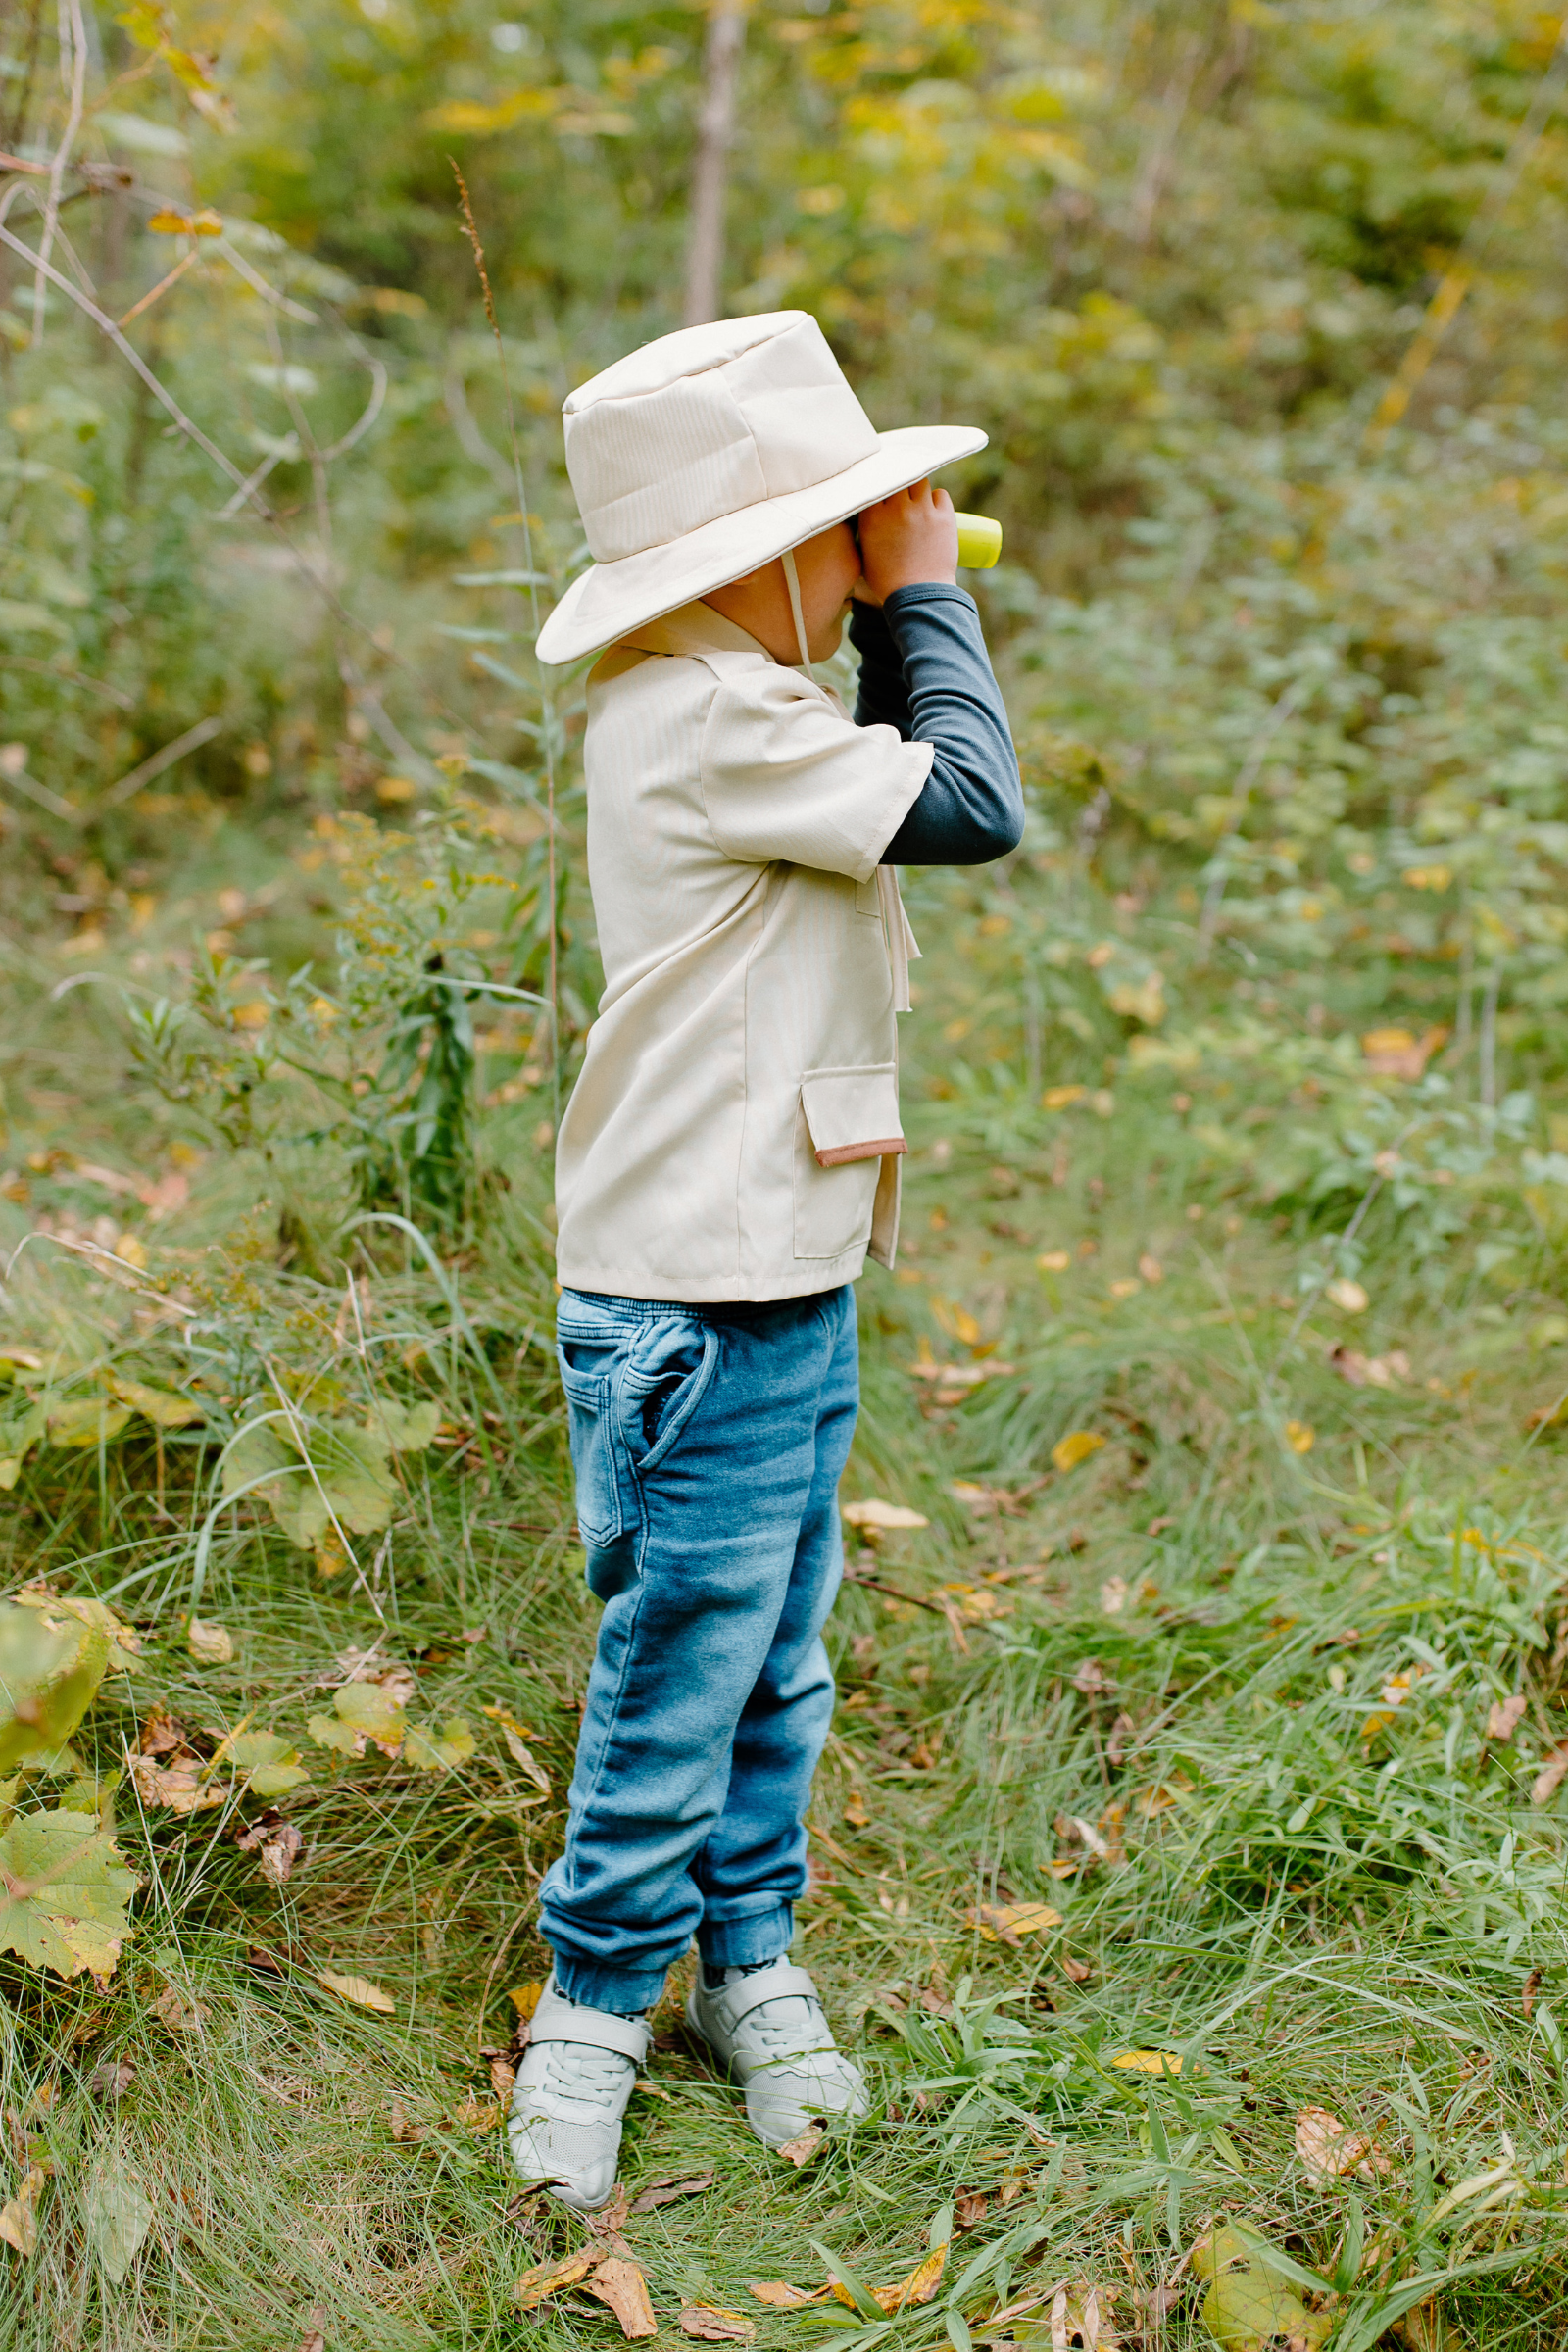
[1052,1429,1105,1473]
[509,1980,545,2022]
[1110,2048,1182,2076]
[1037,1249,1071,1271]
[747,2282,826,2309]
[842,1497,928,1532]
[843,1789,869,1829]
[964,1901,1063,1943]
[481,1704,551,1790]
[1138,1253,1163,1283]
[317,1969,395,2013]
[0,2165,44,2256]
[1043,1085,1086,1110]
[108,1374,201,1427]
[187,1618,233,1664]
[515,2252,596,2310]
[1326,1277,1368,1312]
[878,2240,948,2313]
[1284,1420,1314,1454]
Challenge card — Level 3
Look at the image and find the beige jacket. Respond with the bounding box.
[555,601,933,1302]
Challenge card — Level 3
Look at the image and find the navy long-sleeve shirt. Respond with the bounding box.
[850,581,1023,865]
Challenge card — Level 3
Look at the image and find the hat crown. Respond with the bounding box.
[563,312,880,566]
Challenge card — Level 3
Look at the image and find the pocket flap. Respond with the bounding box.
[801,1063,906,1168]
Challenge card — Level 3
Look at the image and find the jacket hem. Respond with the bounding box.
[554,1252,869,1304]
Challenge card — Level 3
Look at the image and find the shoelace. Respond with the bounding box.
[738,1994,834,2064]
[528,2040,633,2119]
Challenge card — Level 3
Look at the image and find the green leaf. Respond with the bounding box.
[1193,2229,1334,2352]
[0,1596,112,1770]
[83,2169,154,2282]
[364,1397,439,1453]
[0,1807,138,1980]
[46,1396,132,1448]
[945,2312,972,2352]
[404,1715,476,1772]
[1227,2224,1337,2300]
[0,1401,45,1489]
[333,1680,406,1749]
[306,1710,362,1755]
[1334,2196,1366,2296]
[226,1731,309,1795]
[108,1373,203,1428]
[222,1413,398,1548]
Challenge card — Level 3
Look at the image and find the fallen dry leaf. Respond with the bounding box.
[1295,2104,1390,2183]
[130,1750,225,1815]
[515,2251,596,2310]
[1060,1953,1093,1984]
[489,2055,517,2100]
[187,1617,234,1664]
[453,2095,503,2133]
[965,1901,1063,1944]
[0,2165,44,2256]
[149,1982,207,2035]
[588,2256,658,2339]
[509,1980,545,2023]
[774,2120,827,2167]
[679,2309,756,2342]
[880,2240,948,2313]
[1326,1277,1369,1313]
[317,1969,395,2014]
[747,2282,827,2309]
[956,2190,988,2229]
[388,2099,424,2143]
[1522,1966,1544,2021]
[629,2171,712,2213]
[1109,2049,1181,2077]
[1046,2278,1121,2351]
[234,1809,304,1886]
[1533,1744,1568,1805]
[1052,1430,1105,1473]
[1487,1694,1529,1743]
[91,2056,135,2101]
[842,1497,929,1532]
[843,1788,870,1829]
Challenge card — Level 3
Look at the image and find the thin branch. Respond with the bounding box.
[102,713,224,809]
[30,0,87,345]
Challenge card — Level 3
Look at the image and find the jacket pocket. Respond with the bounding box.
[794,1062,906,1259]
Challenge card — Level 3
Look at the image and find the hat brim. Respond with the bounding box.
[534,423,988,666]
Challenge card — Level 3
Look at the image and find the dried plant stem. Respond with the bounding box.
[450,160,561,1128]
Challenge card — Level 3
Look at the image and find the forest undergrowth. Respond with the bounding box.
[8,1,1568,2346]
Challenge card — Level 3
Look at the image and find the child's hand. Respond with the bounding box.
[853,479,959,604]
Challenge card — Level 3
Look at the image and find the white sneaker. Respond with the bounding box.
[686,1957,869,2149]
[507,1979,651,2211]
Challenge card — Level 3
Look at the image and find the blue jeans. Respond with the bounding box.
[538,1284,858,2015]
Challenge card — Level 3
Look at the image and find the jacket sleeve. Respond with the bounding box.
[699,659,932,882]
[850,582,1023,866]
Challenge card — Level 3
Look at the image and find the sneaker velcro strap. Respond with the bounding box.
[530,1984,652,2063]
[721,1963,823,2026]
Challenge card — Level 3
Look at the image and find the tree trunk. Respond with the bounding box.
[683,3,746,328]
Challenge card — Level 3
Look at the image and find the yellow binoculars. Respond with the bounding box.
[955,513,1003,569]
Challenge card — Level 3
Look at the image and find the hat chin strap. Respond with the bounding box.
[780,546,812,673]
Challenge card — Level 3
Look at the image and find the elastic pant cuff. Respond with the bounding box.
[696,1904,794,1973]
[549,1956,665,2018]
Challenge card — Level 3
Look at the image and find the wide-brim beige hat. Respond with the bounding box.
[535,311,986,667]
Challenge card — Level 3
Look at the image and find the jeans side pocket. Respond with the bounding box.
[558,1361,627,1546]
[617,1317,718,1477]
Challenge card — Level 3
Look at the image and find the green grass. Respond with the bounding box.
[3,805,1568,2350]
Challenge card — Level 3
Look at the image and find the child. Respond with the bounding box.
[511,311,1020,2209]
